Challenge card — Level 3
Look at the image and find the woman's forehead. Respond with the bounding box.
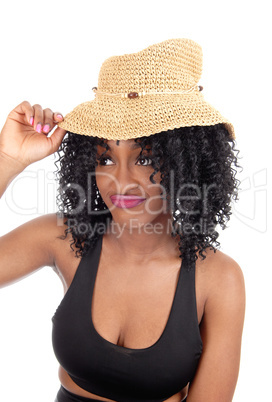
[106,139,139,147]
[98,138,143,150]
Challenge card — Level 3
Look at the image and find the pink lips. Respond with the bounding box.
[110,195,146,209]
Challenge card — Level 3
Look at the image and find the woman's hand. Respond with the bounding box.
[0,100,67,170]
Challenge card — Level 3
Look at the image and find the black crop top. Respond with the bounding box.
[52,234,203,402]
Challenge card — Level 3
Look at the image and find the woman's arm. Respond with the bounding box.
[0,151,25,199]
[0,101,66,287]
[0,213,62,288]
[187,254,246,402]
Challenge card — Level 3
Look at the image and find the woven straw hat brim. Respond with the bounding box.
[57,91,235,140]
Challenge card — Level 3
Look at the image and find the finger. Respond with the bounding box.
[11,100,35,126]
[32,104,44,133]
[42,108,55,134]
[48,126,67,154]
[53,112,64,123]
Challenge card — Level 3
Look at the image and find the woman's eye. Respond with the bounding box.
[136,156,152,166]
[97,157,113,166]
[97,156,152,166]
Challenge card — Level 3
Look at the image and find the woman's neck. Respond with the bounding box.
[106,213,180,263]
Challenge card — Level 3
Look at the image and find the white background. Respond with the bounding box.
[0,0,271,401]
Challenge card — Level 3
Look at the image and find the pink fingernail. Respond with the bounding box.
[56,114,63,120]
[36,123,42,133]
[29,116,34,125]
[43,124,50,133]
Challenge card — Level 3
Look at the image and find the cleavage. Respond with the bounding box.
[91,258,182,349]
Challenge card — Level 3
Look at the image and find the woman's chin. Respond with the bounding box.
[108,211,171,235]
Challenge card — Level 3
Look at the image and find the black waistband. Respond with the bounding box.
[55,385,187,402]
[55,385,102,402]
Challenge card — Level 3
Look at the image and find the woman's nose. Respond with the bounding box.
[112,164,140,194]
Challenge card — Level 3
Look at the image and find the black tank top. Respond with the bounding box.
[52,234,203,402]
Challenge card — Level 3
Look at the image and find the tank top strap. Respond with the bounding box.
[170,253,200,343]
[179,253,197,304]
[75,234,104,293]
[51,234,103,323]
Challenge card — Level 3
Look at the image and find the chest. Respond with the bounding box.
[53,237,206,350]
[51,235,204,401]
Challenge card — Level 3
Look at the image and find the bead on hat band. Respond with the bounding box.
[91,85,203,98]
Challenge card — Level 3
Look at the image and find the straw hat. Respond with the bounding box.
[57,38,235,140]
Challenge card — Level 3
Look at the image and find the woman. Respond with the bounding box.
[0,39,246,402]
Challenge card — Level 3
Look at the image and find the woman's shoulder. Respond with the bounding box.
[23,212,68,237]
[32,212,72,249]
[196,246,245,303]
[22,212,75,270]
[38,212,81,287]
[197,246,243,272]
[41,211,74,252]
[0,212,72,288]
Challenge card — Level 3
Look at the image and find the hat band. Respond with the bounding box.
[92,85,203,98]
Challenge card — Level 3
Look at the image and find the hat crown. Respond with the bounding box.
[98,38,203,93]
[58,37,235,140]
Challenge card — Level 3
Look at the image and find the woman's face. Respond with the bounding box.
[95,139,170,232]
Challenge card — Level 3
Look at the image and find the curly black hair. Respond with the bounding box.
[54,123,242,265]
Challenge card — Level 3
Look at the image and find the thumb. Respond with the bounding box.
[49,126,67,153]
